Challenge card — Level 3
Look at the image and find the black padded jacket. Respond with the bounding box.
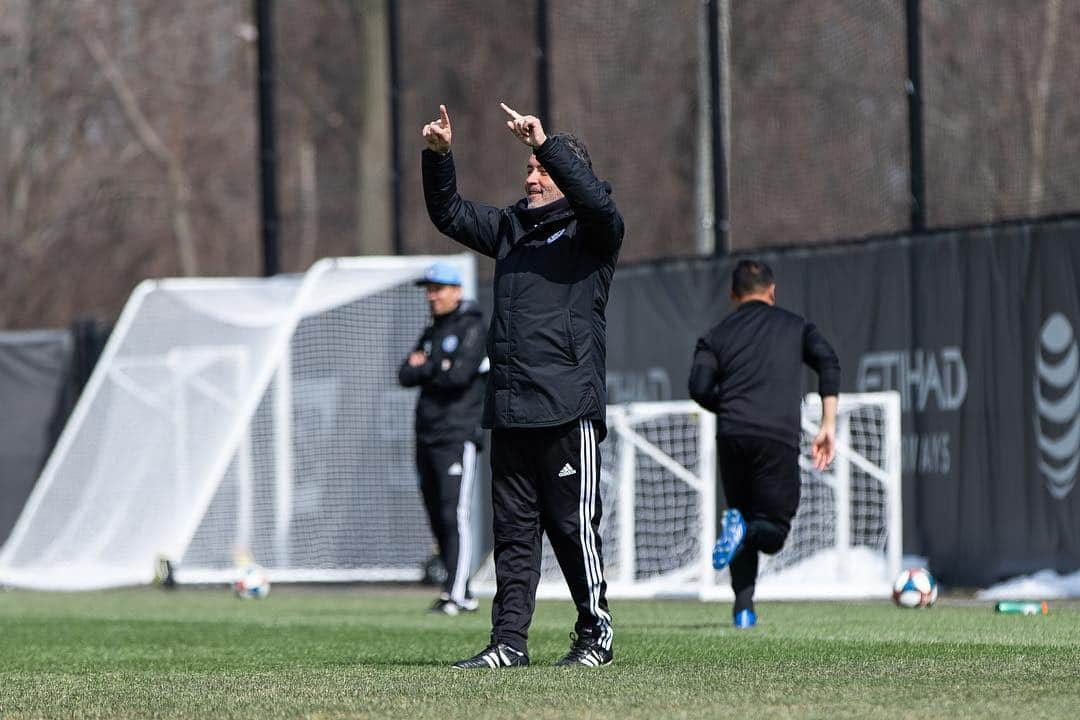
[422,136,624,439]
[398,301,487,447]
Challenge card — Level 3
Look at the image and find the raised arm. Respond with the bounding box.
[421,105,502,258]
[501,102,624,257]
[422,103,453,154]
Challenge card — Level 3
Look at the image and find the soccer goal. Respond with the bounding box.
[472,392,902,600]
[0,255,479,590]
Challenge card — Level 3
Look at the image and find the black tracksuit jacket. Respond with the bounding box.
[398,301,487,447]
[688,300,841,449]
[422,136,624,439]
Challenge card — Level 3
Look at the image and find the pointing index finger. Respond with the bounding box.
[439,104,450,124]
[500,102,522,120]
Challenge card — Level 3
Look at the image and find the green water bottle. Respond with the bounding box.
[994,600,1048,615]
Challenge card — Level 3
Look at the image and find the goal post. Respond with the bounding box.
[472,392,902,600]
[0,254,478,590]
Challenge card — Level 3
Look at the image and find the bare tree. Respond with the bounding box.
[1028,0,1062,215]
[0,0,257,328]
[78,26,199,277]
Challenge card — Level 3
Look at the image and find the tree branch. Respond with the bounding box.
[79,27,199,275]
[1028,0,1061,215]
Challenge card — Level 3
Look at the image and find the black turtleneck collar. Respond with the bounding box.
[514,196,571,229]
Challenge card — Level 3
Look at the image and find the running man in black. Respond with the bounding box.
[398,262,487,616]
[688,260,839,628]
[422,102,623,668]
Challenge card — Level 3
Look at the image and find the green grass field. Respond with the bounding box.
[1,586,1078,719]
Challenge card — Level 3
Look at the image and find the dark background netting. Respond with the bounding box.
[727,0,910,249]
[397,0,537,275]
[396,0,701,268]
[274,1,377,266]
[548,1,700,263]
[921,0,1080,227]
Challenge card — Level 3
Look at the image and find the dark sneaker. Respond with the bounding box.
[455,595,479,612]
[452,642,529,669]
[554,633,613,668]
[429,594,458,616]
[430,594,478,616]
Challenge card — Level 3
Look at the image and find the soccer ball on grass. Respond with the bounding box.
[234,564,271,599]
[892,567,937,608]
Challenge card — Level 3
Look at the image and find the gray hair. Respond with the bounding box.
[548,132,592,170]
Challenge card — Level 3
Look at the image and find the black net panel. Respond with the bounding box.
[728,0,909,249]
[921,0,1080,227]
[548,0,701,262]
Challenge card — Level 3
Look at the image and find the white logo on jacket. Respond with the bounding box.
[546,228,566,244]
[442,335,459,352]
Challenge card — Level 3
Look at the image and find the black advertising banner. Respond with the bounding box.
[1024,230,1080,577]
[0,330,73,545]
[603,221,1080,587]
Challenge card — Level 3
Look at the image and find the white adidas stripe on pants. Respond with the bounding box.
[578,419,613,650]
[450,440,477,605]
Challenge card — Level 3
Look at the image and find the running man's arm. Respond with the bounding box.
[688,337,722,413]
[803,323,840,469]
[802,323,840,397]
[813,395,837,470]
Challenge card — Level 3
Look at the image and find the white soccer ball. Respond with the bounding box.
[234,564,271,600]
[892,567,937,608]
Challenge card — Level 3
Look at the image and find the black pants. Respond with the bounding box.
[718,435,801,614]
[489,419,612,653]
[417,440,479,604]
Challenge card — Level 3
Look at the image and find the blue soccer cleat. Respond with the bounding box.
[712,508,746,570]
[733,609,757,629]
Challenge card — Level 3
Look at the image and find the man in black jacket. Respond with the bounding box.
[421,102,623,668]
[398,261,487,616]
[688,259,839,629]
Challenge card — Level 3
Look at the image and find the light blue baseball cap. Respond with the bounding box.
[416,261,463,286]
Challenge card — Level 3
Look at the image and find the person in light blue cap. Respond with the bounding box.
[418,261,463,287]
[399,261,488,615]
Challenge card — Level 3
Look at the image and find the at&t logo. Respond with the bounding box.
[1034,312,1080,499]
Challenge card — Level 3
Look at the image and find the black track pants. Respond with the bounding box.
[717,435,801,613]
[417,440,479,604]
[489,419,612,653]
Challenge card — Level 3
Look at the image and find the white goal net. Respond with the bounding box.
[473,393,902,600]
[0,255,478,590]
